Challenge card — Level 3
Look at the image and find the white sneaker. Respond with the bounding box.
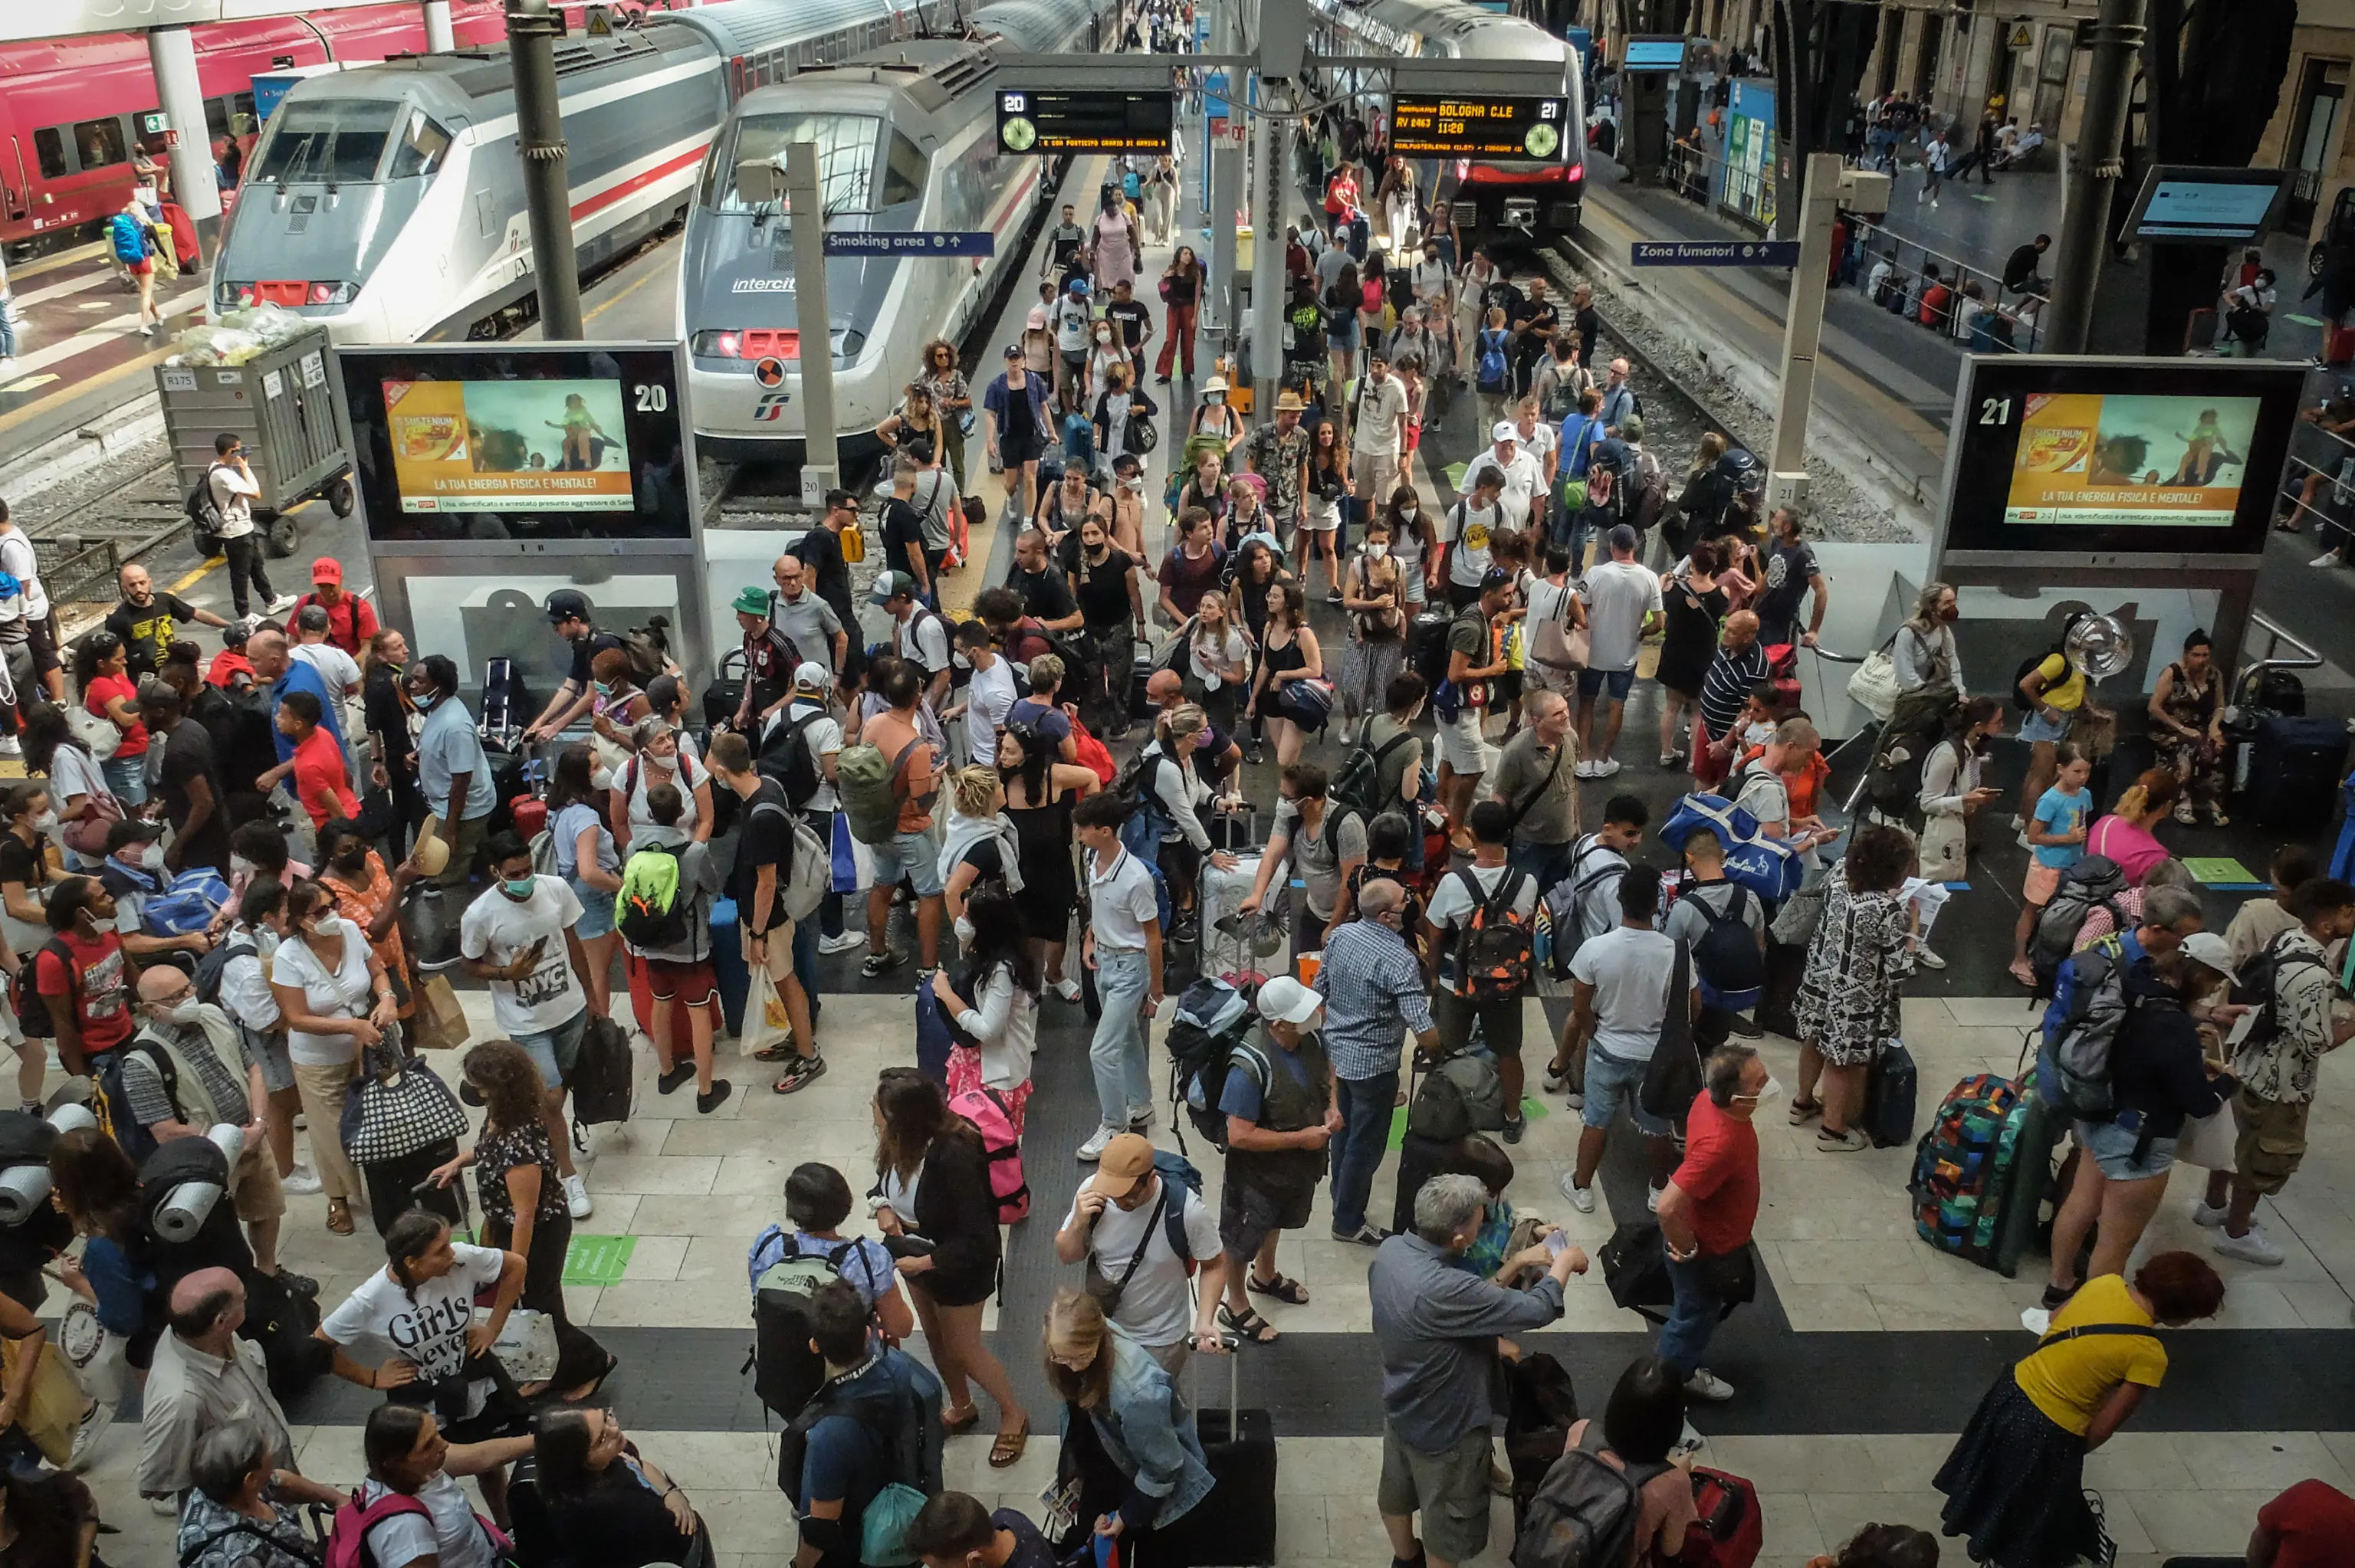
[1574,760,1598,779]
[1670,1418,1706,1456]
[1595,757,1622,777]
[1684,1367,1736,1402]
[1646,1183,1663,1212]
[1077,1123,1117,1162]
[1913,946,1946,970]
[2311,552,2341,569]
[563,1173,593,1220]
[281,1164,323,1196]
[2189,1197,2229,1228]
[2212,1224,2285,1266]
[0,736,20,759]
[1558,1173,1597,1213]
[151,1494,179,1516]
[67,1400,111,1471]
[819,930,865,955]
[1565,1091,1585,1111]
[1053,976,1084,1003]
[267,594,299,613]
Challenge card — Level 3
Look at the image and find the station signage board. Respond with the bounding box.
[1389,93,1570,161]
[997,90,1174,155]
[823,231,996,258]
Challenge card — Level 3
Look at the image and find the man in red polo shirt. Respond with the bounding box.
[292,557,378,657]
[2252,1479,2355,1567]
[1655,1042,1768,1410]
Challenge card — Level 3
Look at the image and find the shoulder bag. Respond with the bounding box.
[341,1027,469,1166]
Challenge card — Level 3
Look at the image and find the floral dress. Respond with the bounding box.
[2154,661,2225,815]
[1793,864,1914,1068]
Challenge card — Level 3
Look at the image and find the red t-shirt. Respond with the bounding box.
[290,725,359,828]
[1673,1091,1760,1258]
[2261,1480,2355,1568]
[85,674,148,758]
[207,649,256,690]
[294,589,379,655]
[34,928,133,1058]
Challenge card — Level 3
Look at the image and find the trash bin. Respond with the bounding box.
[156,327,354,559]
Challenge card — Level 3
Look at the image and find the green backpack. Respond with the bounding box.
[838,735,927,846]
[616,841,688,949]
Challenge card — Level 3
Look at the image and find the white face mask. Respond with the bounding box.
[307,914,339,937]
[255,929,282,959]
[1400,506,1417,520]
[1124,476,1145,494]
[31,811,57,834]
[954,916,976,946]
[230,855,255,877]
[1733,1074,1785,1108]
[140,844,166,871]
[159,998,202,1026]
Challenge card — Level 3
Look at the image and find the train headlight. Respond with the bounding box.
[308,281,361,306]
[830,328,865,362]
[217,280,254,308]
[717,331,741,358]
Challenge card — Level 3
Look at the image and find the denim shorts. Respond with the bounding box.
[2021,707,2073,745]
[1577,665,1636,702]
[569,877,616,940]
[868,829,944,897]
[1583,1046,1670,1137]
[514,1008,590,1090]
[2076,1117,2176,1181]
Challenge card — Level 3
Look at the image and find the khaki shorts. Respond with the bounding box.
[1437,711,1491,774]
[744,917,796,981]
[1377,1423,1494,1563]
[230,1138,287,1225]
[2232,1087,2311,1195]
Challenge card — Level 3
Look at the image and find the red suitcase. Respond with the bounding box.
[1673,1467,1764,1568]
[625,952,722,1062]
[511,796,547,841]
[2329,326,2355,366]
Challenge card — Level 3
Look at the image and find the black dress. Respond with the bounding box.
[476,1118,612,1393]
[905,1132,1001,1308]
[1006,788,1079,946]
[1656,569,1727,700]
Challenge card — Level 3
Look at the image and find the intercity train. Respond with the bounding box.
[207,0,955,343]
[677,0,1116,460]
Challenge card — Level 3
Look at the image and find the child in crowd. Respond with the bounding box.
[2010,742,2091,987]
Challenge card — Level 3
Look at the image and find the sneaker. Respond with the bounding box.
[1564,1091,1585,1111]
[1332,1222,1388,1246]
[1817,1127,1871,1153]
[2212,1225,2286,1266]
[152,1494,179,1516]
[281,1165,323,1196]
[1325,589,1345,605]
[1077,1123,1118,1162]
[1542,1060,1572,1091]
[1595,757,1622,777]
[657,1061,695,1096]
[1244,741,1264,765]
[696,1081,734,1114]
[1574,759,1598,779]
[2189,1197,2229,1228]
[1670,1418,1706,1456]
[1913,946,1947,970]
[266,594,299,614]
[2311,551,2342,569]
[1683,1367,1736,1402]
[1659,752,1683,769]
[1053,976,1083,1003]
[1557,1174,1597,1213]
[1125,1105,1157,1131]
[563,1173,593,1220]
[0,737,19,760]
[861,949,905,979]
[1646,1183,1663,1212]
[774,1054,827,1092]
[1726,1014,1762,1038]
[819,930,865,955]
[68,1400,112,1471]
[1501,1113,1525,1145]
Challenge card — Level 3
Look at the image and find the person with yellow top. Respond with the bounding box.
[2014,614,2107,837]
[1935,1253,2222,1568]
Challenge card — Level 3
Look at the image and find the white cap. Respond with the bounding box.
[793,661,831,692]
[1492,420,1518,443]
[2179,931,2236,980]
[1256,975,1322,1026]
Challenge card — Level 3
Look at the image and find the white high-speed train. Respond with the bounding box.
[678,0,1118,461]
[209,0,955,343]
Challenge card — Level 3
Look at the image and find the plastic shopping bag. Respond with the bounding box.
[741,969,794,1057]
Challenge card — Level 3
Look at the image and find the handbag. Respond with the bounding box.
[340,1031,469,1166]
[1847,638,1901,723]
[65,706,120,762]
[1770,864,1830,946]
[1527,579,1585,671]
[57,1298,127,1406]
[1283,677,1337,728]
[411,973,471,1051]
[0,1333,87,1467]
[2175,1106,2238,1171]
[63,791,127,857]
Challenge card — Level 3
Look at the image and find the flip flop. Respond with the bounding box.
[1246,1271,1309,1306]
[987,1420,1031,1469]
[2008,958,2038,989]
[1217,1303,1279,1343]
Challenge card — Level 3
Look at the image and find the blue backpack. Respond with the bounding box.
[1476,329,1512,393]
[1559,412,1601,479]
[145,868,232,937]
[108,212,149,265]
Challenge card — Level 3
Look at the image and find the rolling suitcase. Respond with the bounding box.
[709,897,750,1038]
[2247,713,2347,828]
[1192,1337,1277,1565]
[1862,1038,1918,1148]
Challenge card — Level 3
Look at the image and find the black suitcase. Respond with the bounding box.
[1407,609,1451,694]
[1131,649,1156,722]
[1391,1128,1454,1236]
[1191,1347,1276,1566]
[2248,713,2347,828]
[1862,1039,1918,1149]
[1754,935,1807,1040]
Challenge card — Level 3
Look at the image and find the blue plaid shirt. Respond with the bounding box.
[1314,918,1434,1081]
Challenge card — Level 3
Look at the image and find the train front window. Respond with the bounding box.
[386,111,452,180]
[709,112,879,215]
[33,129,65,181]
[249,101,394,184]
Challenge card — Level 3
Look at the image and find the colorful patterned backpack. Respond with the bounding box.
[1909,1072,2025,1268]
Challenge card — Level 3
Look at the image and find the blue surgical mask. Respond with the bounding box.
[593,680,613,697]
[412,690,438,711]
[503,876,536,900]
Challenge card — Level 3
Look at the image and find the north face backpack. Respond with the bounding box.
[748,1232,862,1419]
[1511,1422,1670,1568]
[1449,868,1534,1003]
[616,841,690,949]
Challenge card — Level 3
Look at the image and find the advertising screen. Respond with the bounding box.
[1621,38,1686,71]
[384,378,634,514]
[2002,393,2261,529]
[2135,180,2280,241]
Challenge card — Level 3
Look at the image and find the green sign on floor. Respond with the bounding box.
[563,1234,637,1288]
[2183,856,2261,887]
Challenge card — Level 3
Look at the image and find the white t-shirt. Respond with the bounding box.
[458,877,589,1037]
[268,918,374,1067]
[1354,376,1410,458]
[619,749,709,836]
[1733,762,1789,835]
[1444,499,1502,588]
[205,464,260,538]
[964,657,1018,767]
[1568,924,1677,1064]
[1578,561,1663,672]
[0,531,49,619]
[1459,449,1543,530]
[291,641,363,698]
[322,1242,507,1419]
[1515,422,1559,477]
[1428,863,1540,994]
[353,1474,498,1568]
[1065,1175,1222,1347]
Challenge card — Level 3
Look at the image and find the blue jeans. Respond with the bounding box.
[1089,945,1153,1127]
[1329,1068,1399,1234]
[1507,838,1575,894]
[1658,1254,1724,1379]
[100,753,148,807]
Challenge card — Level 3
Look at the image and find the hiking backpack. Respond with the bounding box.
[616,841,691,949]
[2044,936,2132,1118]
[1511,1422,1672,1568]
[107,212,149,264]
[1328,720,1413,825]
[1909,1071,2028,1267]
[1687,885,1764,1011]
[1535,841,1623,980]
[777,1349,945,1559]
[1476,329,1512,394]
[747,1232,865,1418]
[1407,1051,1509,1141]
[947,1085,1030,1224]
[1448,868,1533,1002]
[838,735,925,847]
[2026,855,2127,988]
[1165,977,1256,1152]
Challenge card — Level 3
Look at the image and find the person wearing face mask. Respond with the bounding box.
[360,628,420,864]
[96,818,212,966]
[123,966,306,1285]
[1187,375,1246,459]
[0,785,58,1112]
[1086,318,1132,418]
[581,648,652,787]
[608,717,714,856]
[317,815,429,1034]
[215,878,317,1195]
[269,878,396,1235]
[409,656,496,892]
[138,678,232,878]
[1652,1043,1772,1413]
[1791,823,1917,1154]
[1104,454,1154,569]
[1338,512,1404,724]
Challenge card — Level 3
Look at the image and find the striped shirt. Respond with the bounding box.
[120,1011,256,1130]
[1697,642,1769,744]
[1313,918,1434,1081]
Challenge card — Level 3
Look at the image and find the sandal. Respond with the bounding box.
[987,1419,1031,1469]
[325,1198,355,1236]
[1786,1097,1823,1126]
[1246,1271,1309,1306]
[561,1353,620,1404]
[941,1404,982,1435]
[1217,1303,1279,1344]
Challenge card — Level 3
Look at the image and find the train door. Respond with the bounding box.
[2,137,28,235]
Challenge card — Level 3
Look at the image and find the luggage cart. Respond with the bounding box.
[156,328,354,559]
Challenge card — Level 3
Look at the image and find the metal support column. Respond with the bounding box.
[505,0,583,341]
[146,25,222,265]
[422,0,456,52]
[1249,81,1288,389]
[1766,153,1844,510]
[785,141,842,507]
[2043,0,2143,355]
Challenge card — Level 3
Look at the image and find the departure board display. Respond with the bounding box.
[1390,93,1571,160]
[997,90,1175,155]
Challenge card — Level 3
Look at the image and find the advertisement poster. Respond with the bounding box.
[2004,393,2261,528]
[384,378,633,513]
[1718,79,1775,231]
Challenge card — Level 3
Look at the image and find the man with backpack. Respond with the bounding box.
[769,662,863,966]
[291,558,379,657]
[1655,1043,1770,1406]
[1316,879,1439,1245]
[872,574,954,719]
[1559,866,1689,1215]
[846,661,946,980]
[1053,1133,1227,1373]
[196,435,294,623]
[1212,976,1335,1345]
[1370,1171,1582,1568]
[2195,878,2355,1268]
[1423,800,1539,1145]
[1663,831,1765,1046]
[787,1278,945,1568]
[711,730,826,1092]
[139,1269,340,1509]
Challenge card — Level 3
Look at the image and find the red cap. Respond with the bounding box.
[310,557,343,584]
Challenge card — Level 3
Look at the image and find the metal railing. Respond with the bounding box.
[2276,410,2355,553]
[1843,215,2048,355]
[2234,612,2324,709]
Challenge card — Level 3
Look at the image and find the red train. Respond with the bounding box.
[0,2,524,253]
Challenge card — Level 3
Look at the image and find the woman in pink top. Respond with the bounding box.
[2084,768,2180,886]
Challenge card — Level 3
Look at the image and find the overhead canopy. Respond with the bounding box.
[3,0,430,46]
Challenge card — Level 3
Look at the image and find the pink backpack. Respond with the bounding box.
[948,1085,1030,1223]
[326,1488,512,1568]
